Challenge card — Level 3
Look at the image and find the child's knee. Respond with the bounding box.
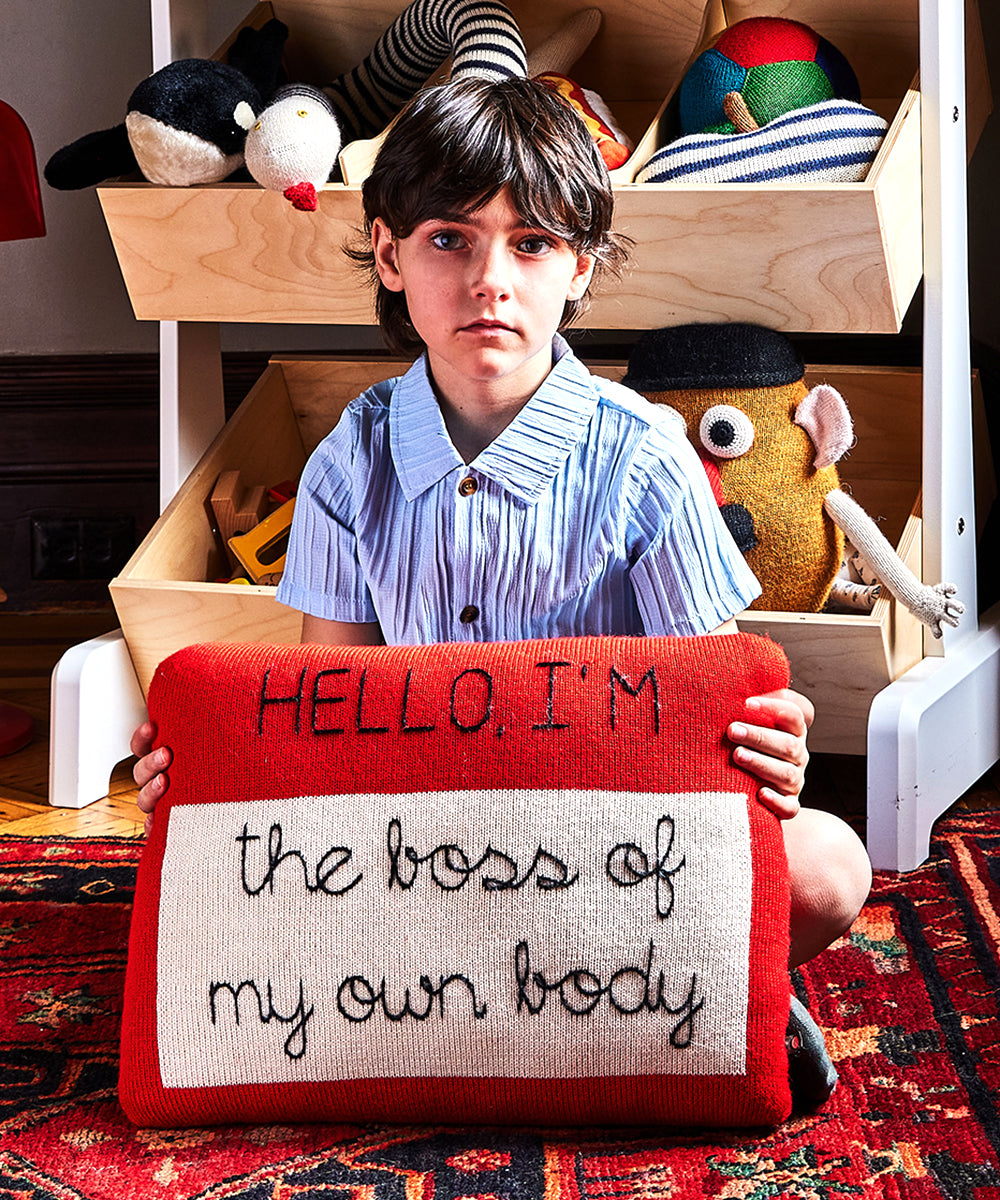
[783,807,872,959]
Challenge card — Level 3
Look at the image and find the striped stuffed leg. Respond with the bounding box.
[324,0,527,142]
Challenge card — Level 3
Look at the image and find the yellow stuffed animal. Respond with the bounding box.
[623,323,964,636]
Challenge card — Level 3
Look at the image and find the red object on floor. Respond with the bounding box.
[0,99,46,241]
[0,700,33,756]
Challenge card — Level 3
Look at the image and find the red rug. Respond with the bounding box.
[3,812,1000,1199]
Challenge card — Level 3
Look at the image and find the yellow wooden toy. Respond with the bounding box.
[228,498,295,585]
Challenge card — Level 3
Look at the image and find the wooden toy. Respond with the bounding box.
[228,498,295,584]
[210,470,270,571]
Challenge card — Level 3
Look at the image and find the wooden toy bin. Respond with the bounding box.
[110,356,927,755]
[95,0,988,335]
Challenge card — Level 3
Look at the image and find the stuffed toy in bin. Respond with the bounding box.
[623,323,964,636]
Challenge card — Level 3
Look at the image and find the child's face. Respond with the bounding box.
[372,189,594,406]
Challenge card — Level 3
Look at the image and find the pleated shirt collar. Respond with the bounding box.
[389,336,600,504]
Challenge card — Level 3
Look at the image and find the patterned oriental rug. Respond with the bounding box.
[3,811,1000,1200]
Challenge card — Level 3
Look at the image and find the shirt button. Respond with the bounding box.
[458,476,478,496]
[459,605,480,624]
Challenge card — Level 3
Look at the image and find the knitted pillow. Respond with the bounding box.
[635,100,887,184]
[120,634,793,1129]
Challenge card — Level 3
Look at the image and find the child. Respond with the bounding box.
[132,76,870,1105]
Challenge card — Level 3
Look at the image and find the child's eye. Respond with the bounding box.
[517,236,554,255]
[430,230,465,251]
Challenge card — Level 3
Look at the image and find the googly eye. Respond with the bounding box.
[699,405,754,459]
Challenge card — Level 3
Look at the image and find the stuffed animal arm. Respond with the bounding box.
[789,381,963,636]
[795,380,964,636]
[525,8,602,76]
[823,488,963,638]
[787,379,960,638]
[324,0,528,143]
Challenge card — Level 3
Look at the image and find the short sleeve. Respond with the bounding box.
[276,412,378,624]
[627,420,762,636]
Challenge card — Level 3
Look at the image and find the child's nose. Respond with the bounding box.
[472,245,511,301]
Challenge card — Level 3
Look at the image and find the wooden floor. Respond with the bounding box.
[0,609,146,838]
[0,608,998,844]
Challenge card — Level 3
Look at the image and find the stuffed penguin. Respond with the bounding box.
[623,323,964,637]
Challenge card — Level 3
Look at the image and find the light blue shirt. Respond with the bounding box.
[277,337,761,643]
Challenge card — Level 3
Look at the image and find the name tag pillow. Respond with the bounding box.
[120,634,793,1129]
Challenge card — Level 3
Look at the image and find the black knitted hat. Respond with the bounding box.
[622,323,805,392]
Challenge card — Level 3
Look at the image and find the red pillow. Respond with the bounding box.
[120,634,792,1128]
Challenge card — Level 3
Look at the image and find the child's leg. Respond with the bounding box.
[781,807,872,967]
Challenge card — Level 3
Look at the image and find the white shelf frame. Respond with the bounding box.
[49,0,1000,870]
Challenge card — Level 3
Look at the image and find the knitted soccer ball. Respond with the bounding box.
[679,17,861,136]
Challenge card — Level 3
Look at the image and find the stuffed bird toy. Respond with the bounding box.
[623,323,964,637]
[243,83,343,210]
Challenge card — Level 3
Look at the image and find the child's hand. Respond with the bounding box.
[727,688,813,821]
[130,720,172,836]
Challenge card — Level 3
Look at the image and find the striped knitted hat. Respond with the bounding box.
[635,99,887,185]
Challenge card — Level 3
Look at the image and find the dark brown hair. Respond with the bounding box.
[348,75,629,355]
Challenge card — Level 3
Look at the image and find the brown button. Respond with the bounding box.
[459,605,480,624]
[458,476,478,496]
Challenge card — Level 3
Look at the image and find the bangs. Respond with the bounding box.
[362,77,613,252]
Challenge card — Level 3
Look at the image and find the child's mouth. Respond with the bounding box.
[463,320,514,334]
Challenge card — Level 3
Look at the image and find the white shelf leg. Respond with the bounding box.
[48,631,148,809]
[864,0,999,870]
[866,603,1000,871]
[919,0,978,628]
[159,320,226,508]
[46,2,235,809]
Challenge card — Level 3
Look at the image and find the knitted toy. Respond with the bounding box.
[324,0,528,145]
[243,84,343,210]
[535,72,632,169]
[622,323,964,637]
[635,100,887,185]
[635,17,886,185]
[44,19,288,189]
[335,6,629,188]
[679,17,861,137]
[247,0,528,204]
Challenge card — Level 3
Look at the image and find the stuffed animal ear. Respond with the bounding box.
[44,124,137,190]
[793,383,854,469]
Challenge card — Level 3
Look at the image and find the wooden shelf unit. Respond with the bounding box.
[49,0,1000,871]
